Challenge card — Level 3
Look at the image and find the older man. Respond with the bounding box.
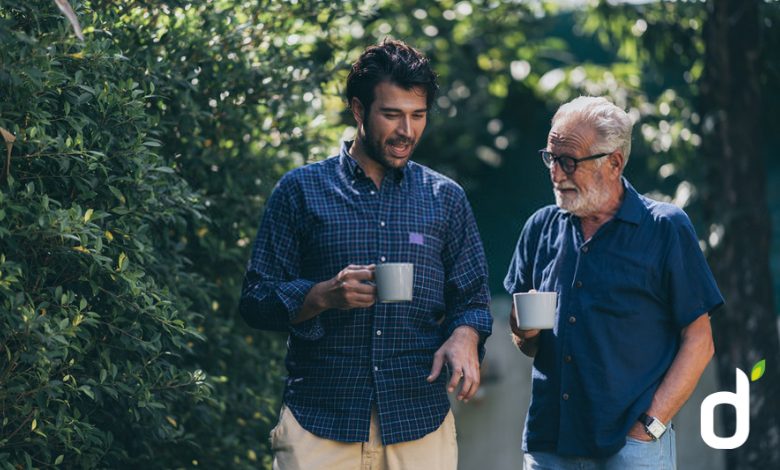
[505,96,723,469]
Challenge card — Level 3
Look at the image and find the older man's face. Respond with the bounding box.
[546,123,613,217]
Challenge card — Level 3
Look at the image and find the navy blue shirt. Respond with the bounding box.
[240,141,492,445]
[504,179,723,458]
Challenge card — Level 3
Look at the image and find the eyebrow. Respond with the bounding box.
[378,107,428,113]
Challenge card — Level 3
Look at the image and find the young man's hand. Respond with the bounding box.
[427,326,481,402]
[294,264,376,324]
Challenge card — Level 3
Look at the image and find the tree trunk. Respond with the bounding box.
[700,0,780,468]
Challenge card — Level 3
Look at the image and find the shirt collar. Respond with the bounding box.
[613,177,644,225]
[339,140,409,184]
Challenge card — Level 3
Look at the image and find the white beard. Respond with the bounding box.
[554,181,612,217]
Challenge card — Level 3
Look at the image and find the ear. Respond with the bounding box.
[351,97,365,127]
[609,151,624,176]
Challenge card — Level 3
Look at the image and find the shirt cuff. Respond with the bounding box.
[275,279,324,341]
[445,309,492,362]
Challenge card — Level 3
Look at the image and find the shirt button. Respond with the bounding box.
[374,366,379,371]
[568,316,576,324]
[380,221,386,227]
[380,256,386,262]
[376,330,382,336]
[575,280,583,288]
[565,355,573,363]
[562,393,570,401]
[582,245,589,253]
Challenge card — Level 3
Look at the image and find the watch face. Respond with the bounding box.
[647,419,666,439]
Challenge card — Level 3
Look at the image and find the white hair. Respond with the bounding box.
[551,96,633,169]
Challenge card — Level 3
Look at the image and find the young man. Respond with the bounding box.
[240,39,492,470]
[506,96,723,469]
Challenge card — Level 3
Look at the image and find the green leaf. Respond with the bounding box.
[55,455,64,465]
[751,359,766,381]
[117,252,128,271]
[108,185,126,204]
[78,385,95,400]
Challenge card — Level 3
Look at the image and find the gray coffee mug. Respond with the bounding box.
[375,263,413,303]
[513,291,557,329]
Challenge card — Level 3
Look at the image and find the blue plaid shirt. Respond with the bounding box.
[240,141,492,445]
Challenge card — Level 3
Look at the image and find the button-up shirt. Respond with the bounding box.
[504,179,723,458]
[240,141,492,445]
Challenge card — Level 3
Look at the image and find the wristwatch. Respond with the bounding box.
[638,413,667,440]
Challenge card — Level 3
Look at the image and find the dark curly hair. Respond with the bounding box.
[346,39,439,114]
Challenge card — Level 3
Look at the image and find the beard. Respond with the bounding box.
[362,115,417,170]
[553,172,611,217]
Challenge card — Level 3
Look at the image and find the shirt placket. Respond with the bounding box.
[369,175,399,440]
[557,222,586,451]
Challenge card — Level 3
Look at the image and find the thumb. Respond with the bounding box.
[427,353,444,382]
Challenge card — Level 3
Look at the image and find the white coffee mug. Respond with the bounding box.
[375,263,413,303]
[513,291,557,329]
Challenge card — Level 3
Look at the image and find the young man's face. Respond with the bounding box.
[354,81,428,169]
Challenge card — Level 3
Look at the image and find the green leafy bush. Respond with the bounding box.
[1,0,355,467]
[0,2,210,466]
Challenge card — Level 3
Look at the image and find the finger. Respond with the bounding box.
[459,368,480,401]
[347,293,376,308]
[348,282,376,295]
[521,328,541,339]
[345,269,375,282]
[446,364,462,393]
[427,352,444,382]
[456,368,471,401]
[509,305,524,336]
[344,264,375,271]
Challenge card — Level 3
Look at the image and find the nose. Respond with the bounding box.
[396,116,412,137]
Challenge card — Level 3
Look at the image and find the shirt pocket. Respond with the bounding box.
[589,253,651,318]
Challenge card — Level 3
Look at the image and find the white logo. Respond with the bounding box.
[700,368,751,449]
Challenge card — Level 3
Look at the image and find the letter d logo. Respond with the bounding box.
[700,368,750,449]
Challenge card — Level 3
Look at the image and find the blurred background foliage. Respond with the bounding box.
[0,0,778,468]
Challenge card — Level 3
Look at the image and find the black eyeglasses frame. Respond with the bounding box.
[539,149,613,175]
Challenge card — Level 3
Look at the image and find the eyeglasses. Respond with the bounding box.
[539,149,612,175]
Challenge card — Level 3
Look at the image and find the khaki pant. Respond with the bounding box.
[270,405,458,470]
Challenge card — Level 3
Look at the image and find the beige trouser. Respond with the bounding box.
[270,405,458,470]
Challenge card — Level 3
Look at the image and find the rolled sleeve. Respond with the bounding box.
[276,279,324,340]
[445,309,492,362]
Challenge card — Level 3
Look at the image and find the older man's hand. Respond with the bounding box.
[509,303,541,348]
